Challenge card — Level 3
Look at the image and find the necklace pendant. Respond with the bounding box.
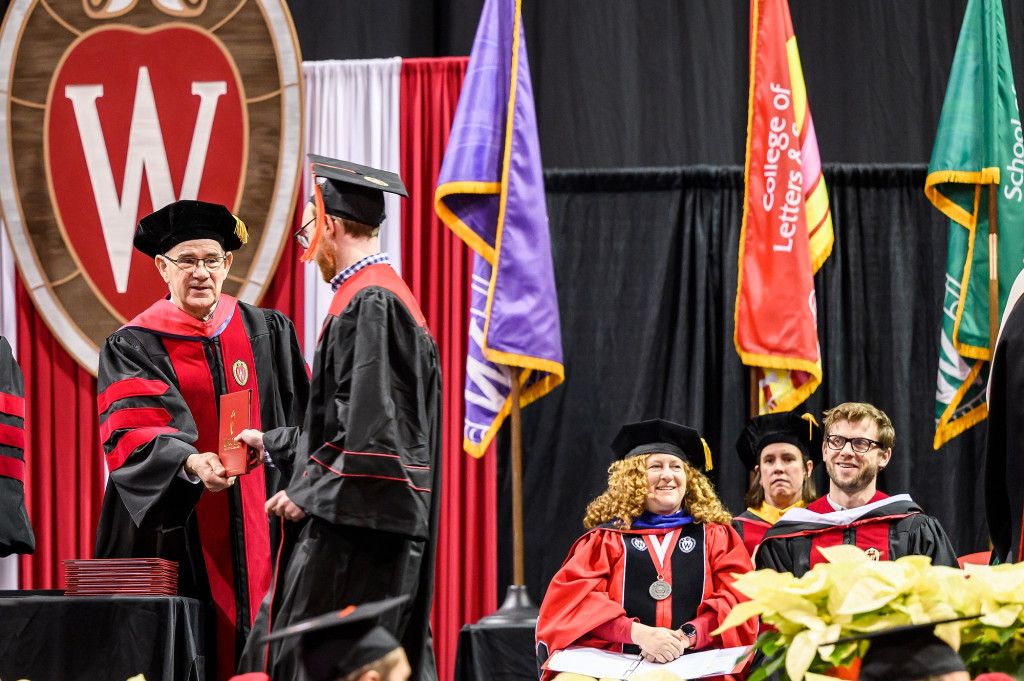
[649,579,672,600]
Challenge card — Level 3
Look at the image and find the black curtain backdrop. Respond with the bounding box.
[285,0,1024,167]
[497,165,989,603]
[0,0,1003,604]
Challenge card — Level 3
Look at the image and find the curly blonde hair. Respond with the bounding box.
[583,454,733,529]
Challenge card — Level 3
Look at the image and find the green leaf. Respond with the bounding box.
[749,649,787,681]
[819,640,858,667]
[997,625,1020,644]
[757,631,785,656]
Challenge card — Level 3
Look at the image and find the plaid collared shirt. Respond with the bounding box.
[330,252,392,292]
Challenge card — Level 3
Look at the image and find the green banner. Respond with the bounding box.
[926,0,1024,448]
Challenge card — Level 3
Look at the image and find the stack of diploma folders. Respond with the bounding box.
[63,558,177,596]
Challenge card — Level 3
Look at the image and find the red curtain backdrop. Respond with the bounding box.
[16,278,105,588]
[400,56,499,681]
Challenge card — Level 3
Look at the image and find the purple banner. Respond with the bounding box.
[435,0,564,457]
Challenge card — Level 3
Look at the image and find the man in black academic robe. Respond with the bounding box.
[237,157,442,681]
[0,335,34,557]
[986,277,1024,564]
[756,402,957,576]
[755,492,958,576]
[94,201,309,681]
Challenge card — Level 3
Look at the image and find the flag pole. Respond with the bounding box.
[748,367,759,489]
[989,184,999,352]
[749,367,760,419]
[510,366,526,585]
[477,366,539,624]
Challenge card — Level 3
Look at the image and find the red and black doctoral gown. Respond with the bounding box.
[239,264,442,681]
[93,296,309,681]
[754,492,959,576]
[732,502,808,558]
[732,510,772,558]
[535,521,758,681]
[0,335,34,556]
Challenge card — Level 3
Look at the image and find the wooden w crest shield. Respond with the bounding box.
[0,0,303,373]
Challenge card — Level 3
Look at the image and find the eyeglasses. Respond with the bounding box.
[825,434,883,454]
[160,254,228,273]
[294,217,315,249]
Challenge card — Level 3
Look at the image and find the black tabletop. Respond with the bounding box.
[454,619,539,681]
[0,592,204,681]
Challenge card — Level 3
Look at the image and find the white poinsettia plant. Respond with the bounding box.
[712,545,1024,681]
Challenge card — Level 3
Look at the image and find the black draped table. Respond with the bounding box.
[454,620,538,681]
[0,591,204,681]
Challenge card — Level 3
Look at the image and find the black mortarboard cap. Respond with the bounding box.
[134,200,247,257]
[735,411,822,471]
[310,154,408,228]
[610,419,712,471]
[829,618,975,681]
[262,595,408,681]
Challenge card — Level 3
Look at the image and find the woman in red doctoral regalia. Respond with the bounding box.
[536,419,758,681]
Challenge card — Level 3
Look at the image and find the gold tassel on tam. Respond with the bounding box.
[800,412,819,440]
[232,215,249,244]
[701,438,713,471]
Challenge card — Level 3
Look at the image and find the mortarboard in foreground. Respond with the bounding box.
[831,618,974,681]
[261,595,409,681]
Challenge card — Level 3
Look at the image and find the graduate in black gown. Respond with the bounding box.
[0,335,34,557]
[855,623,970,681]
[236,157,442,681]
[232,596,412,681]
[93,200,309,681]
[986,276,1024,565]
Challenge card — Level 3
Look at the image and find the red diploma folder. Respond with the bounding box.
[219,389,258,476]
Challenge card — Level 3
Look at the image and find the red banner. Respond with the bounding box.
[735,0,833,414]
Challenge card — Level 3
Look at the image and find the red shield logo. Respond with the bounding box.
[0,0,303,373]
[232,359,249,387]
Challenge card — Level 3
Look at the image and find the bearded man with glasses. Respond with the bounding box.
[754,402,957,577]
[93,200,310,680]
[236,156,441,681]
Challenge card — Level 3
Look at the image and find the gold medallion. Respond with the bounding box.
[649,579,672,600]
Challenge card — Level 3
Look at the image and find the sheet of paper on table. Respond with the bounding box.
[543,645,753,680]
